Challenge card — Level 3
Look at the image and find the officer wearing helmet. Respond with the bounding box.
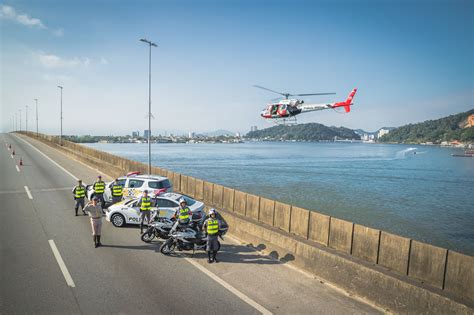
[203,208,222,263]
[171,197,192,232]
[137,190,152,233]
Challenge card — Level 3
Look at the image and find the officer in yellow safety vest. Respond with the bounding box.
[137,190,152,233]
[72,179,86,216]
[111,179,123,205]
[93,175,106,209]
[203,208,222,263]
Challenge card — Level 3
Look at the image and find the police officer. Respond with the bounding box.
[83,197,103,248]
[93,175,106,209]
[203,208,222,263]
[72,179,86,216]
[111,178,123,205]
[137,190,151,233]
[171,198,192,232]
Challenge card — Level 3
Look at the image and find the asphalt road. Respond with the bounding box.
[0,133,382,314]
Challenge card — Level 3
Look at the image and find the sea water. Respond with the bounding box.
[86,142,474,255]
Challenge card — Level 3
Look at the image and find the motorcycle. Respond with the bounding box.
[159,225,228,255]
[141,217,175,243]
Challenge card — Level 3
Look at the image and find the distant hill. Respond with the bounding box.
[379,109,474,143]
[204,129,235,137]
[246,123,360,141]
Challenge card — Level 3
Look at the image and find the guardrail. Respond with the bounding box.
[18,131,473,313]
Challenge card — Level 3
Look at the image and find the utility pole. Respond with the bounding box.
[34,99,38,136]
[139,38,157,175]
[57,86,63,145]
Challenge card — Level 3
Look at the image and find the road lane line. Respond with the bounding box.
[14,135,79,180]
[24,186,33,199]
[11,154,14,159]
[184,257,272,315]
[48,240,76,288]
[16,165,20,172]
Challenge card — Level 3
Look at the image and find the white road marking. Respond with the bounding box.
[184,257,272,315]
[11,154,14,159]
[14,135,78,180]
[16,165,20,172]
[48,240,76,288]
[24,186,33,199]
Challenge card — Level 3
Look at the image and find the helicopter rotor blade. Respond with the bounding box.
[253,85,286,96]
[295,93,336,96]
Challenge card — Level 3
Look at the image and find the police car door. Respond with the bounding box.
[155,198,178,219]
[129,199,142,224]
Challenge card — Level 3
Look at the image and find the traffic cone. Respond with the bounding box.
[19,158,23,166]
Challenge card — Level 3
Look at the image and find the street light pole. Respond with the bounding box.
[15,112,17,131]
[19,109,22,131]
[34,98,38,137]
[57,86,63,145]
[25,105,28,133]
[140,38,157,175]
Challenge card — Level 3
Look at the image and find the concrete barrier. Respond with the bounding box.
[180,175,188,196]
[352,224,380,264]
[187,177,196,198]
[444,251,474,302]
[20,132,474,313]
[274,202,291,232]
[203,181,213,205]
[195,179,204,200]
[308,212,330,246]
[378,231,411,275]
[212,184,224,208]
[258,197,275,226]
[246,194,260,221]
[290,206,309,239]
[408,241,447,289]
[329,217,354,254]
[233,190,247,216]
[222,187,234,212]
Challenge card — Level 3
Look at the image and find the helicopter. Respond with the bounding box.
[254,85,357,125]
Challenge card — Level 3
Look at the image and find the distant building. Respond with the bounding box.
[144,129,150,138]
[250,126,258,132]
[377,128,390,138]
[188,132,195,138]
[235,132,241,138]
[132,131,139,138]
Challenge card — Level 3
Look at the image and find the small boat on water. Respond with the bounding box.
[452,150,474,157]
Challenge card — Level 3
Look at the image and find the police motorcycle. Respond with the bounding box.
[140,205,207,243]
[159,212,228,255]
[141,216,175,242]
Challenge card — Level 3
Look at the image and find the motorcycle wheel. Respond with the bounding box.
[141,229,155,243]
[160,238,175,255]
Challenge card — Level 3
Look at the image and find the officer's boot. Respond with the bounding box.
[94,235,99,248]
[75,207,78,216]
[213,251,218,263]
[97,235,102,247]
[140,223,143,234]
[207,251,213,263]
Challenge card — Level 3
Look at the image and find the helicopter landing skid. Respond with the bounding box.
[266,116,298,126]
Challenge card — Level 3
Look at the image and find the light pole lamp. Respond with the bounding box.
[139,38,157,175]
[34,98,38,137]
[57,86,63,145]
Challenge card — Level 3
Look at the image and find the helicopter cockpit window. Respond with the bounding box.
[271,105,278,115]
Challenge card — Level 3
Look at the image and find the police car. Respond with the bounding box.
[105,192,205,227]
[86,172,172,204]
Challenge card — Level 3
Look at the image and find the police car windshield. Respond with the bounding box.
[148,180,171,189]
[177,196,195,206]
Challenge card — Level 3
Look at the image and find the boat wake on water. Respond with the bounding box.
[395,147,418,159]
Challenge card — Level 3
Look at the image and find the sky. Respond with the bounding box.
[1,0,473,135]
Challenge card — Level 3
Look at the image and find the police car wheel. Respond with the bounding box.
[111,213,125,227]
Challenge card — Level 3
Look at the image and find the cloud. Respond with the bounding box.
[1,4,45,28]
[100,57,109,65]
[35,52,91,68]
